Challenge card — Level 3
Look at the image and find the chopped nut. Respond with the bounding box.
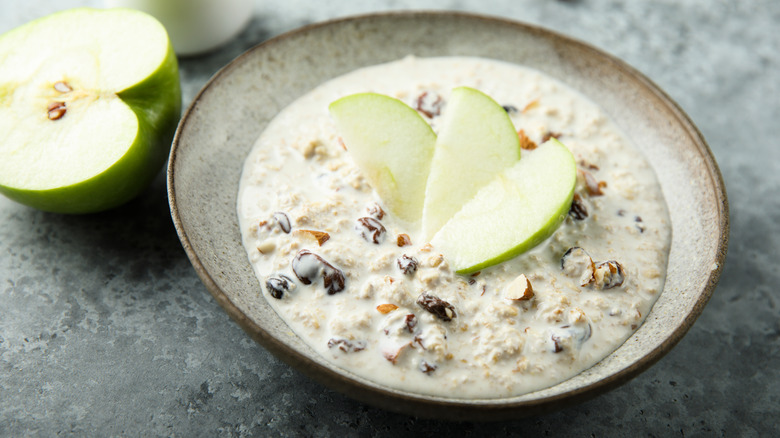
[397,254,418,275]
[273,211,291,233]
[581,169,607,196]
[420,243,433,252]
[337,137,347,150]
[569,193,588,220]
[293,229,330,246]
[551,333,564,353]
[256,239,276,254]
[355,217,386,244]
[396,233,412,247]
[291,249,346,294]
[593,260,626,289]
[376,303,399,314]
[541,131,561,142]
[505,274,534,301]
[522,99,539,113]
[417,293,457,322]
[428,254,444,268]
[561,247,596,286]
[383,344,407,364]
[517,129,537,150]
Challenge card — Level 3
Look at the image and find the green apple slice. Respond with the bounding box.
[422,86,520,239]
[329,93,436,222]
[0,8,181,213]
[431,139,577,274]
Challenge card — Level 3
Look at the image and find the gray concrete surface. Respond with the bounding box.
[1,0,777,436]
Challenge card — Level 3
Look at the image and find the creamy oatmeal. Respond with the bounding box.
[237,56,671,398]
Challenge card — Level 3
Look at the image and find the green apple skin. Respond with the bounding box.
[0,8,181,214]
[422,86,520,239]
[431,139,577,275]
[329,93,436,223]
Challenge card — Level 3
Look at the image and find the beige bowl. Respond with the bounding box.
[167,12,728,420]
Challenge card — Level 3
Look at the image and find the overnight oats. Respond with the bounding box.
[237,56,671,398]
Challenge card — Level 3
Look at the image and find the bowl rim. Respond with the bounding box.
[167,10,729,420]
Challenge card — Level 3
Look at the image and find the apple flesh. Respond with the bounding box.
[422,86,520,239]
[0,8,181,213]
[329,93,436,222]
[431,139,577,274]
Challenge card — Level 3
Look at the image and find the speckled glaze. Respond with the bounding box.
[167,12,728,420]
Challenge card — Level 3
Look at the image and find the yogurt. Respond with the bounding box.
[237,56,672,398]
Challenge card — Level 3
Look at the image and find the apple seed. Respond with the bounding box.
[47,101,66,120]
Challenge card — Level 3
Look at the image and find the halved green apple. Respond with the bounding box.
[329,93,436,222]
[0,8,181,213]
[431,139,577,274]
[422,86,520,239]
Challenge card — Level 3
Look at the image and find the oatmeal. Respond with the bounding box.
[237,56,671,398]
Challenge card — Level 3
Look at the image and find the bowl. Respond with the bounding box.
[167,11,728,420]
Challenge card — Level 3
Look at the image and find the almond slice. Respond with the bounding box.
[376,303,399,314]
[293,229,330,246]
[505,274,534,301]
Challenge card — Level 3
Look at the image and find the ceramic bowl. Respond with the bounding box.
[167,12,728,420]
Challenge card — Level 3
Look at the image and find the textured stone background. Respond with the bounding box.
[1,0,777,436]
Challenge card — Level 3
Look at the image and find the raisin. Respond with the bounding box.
[561,247,595,286]
[419,360,437,374]
[327,338,366,353]
[273,211,291,233]
[404,314,417,333]
[356,217,386,244]
[593,260,626,289]
[635,216,645,233]
[397,255,418,275]
[265,274,295,299]
[541,131,562,142]
[415,91,443,118]
[367,203,385,220]
[291,249,346,294]
[569,193,588,220]
[502,105,518,113]
[397,233,412,247]
[417,293,457,321]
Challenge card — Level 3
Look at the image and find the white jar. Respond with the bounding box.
[104,0,254,56]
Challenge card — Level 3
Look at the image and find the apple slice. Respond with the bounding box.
[422,86,520,239]
[0,8,181,213]
[431,139,577,274]
[329,93,436,222]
